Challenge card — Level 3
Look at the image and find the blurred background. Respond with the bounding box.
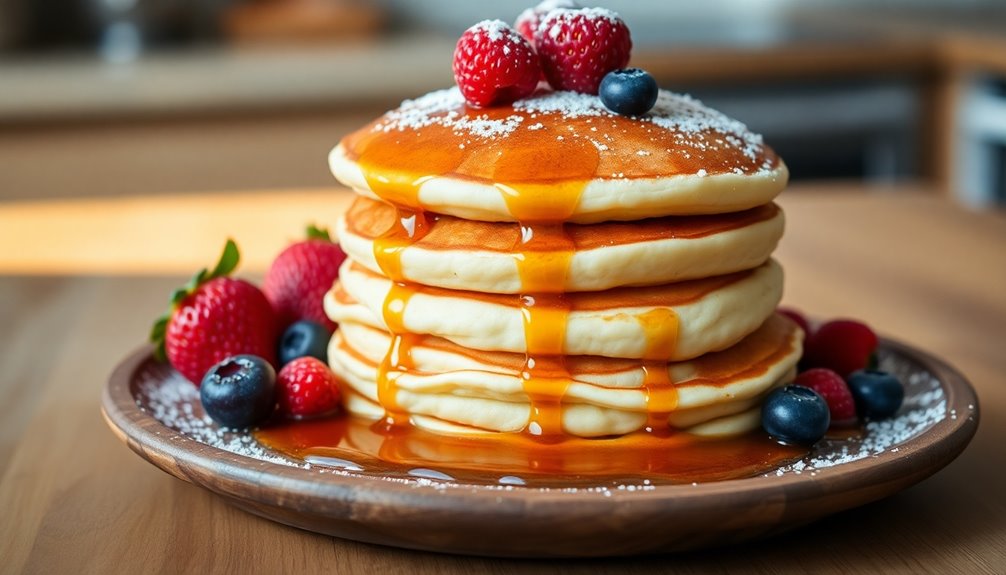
[0,0,1005,272]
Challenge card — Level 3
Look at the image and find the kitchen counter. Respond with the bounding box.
[0,184,1003,573]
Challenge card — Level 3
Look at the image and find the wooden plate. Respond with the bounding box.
[102,340,978,557]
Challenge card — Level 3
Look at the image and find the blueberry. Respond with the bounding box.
[599,68,659,117]
[278,320,331,366]
[200,355,276,428]
[761,385,831,446]
[847,369,903,419]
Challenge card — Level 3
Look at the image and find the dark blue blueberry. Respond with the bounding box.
[599,68,659,117]
[200,355,276,429]
[847,369,904,419]
[278,320,331,366]
[761,385,831,446]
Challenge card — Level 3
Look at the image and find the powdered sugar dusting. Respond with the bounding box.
[540,7,622,41]
[468,19,523,44]
[137,366,306,468]
[370,87,771,172]
[372,87,525,140]
[771,352,950,477]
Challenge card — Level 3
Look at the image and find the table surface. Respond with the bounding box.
[1,185,1004,574]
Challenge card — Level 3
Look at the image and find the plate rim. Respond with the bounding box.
[101,339,980,544]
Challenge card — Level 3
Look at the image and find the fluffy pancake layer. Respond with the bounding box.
[326,259,783,361]
[338,196,785,293]
[330,88,788,223]
[328,315,802,438]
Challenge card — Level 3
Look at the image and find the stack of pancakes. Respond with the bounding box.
[324,87,802,439]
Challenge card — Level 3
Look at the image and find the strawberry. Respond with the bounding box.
[514,0,581,46]
[777,306,812,337]
[802,319,879,378]
[453,19,542,108]
[793,368,858,427]
[263,225,346,332]
[535,7,632,94]
[151,240,277,386]
[276,357,341,418]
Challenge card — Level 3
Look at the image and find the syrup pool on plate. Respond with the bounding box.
[254,414,808,488]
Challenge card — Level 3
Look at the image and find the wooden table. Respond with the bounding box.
[1,185,1003,573]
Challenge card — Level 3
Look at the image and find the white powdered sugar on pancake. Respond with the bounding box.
[371,87,767,165]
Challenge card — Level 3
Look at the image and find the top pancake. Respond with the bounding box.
[330,87,788,223]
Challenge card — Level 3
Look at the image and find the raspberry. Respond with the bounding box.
[453,20,541,108]
[514,0,580,46]
[535,7,632,94]
[803,319,879,378]
[793,368,858,426]
[276,357,341,418]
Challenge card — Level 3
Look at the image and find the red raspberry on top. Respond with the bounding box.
[535,7,632,94]
[276,357,341,418]
[514,0,581,46]
[794,368,858,427]
[453,19,541,108]
[263,224,346,332]
[151,240,277,386]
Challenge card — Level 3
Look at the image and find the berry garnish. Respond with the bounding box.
[535,7,631,94]
[200,355,276,429]
[802,319,879,377]
[777,306,812,337]
[761,385,831,446]
[794,368,858,427]
[151,240,277,385]
[276,357,341,419]
[847,370,904,419]
[279,320,331,366]
[453,20,541,108]
[514,0,580,46]
[263,224,346,332]
[599,68,658,116]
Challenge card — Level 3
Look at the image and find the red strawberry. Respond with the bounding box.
[514,0,581,46]
[453,19,541,108]
[794,368,858,426]
[803,319,879,378]
[263,225,346,332]
[151,240,277,386]
[777,306,812,337]
[535,7,632,94]
[276,357,341,418]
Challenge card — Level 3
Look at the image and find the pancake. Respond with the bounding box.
[327,314,803,438]
[338,196,785,293]
[325,259,783,361]
[330,87,788,223]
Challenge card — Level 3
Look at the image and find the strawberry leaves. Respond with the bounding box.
[151,239,241,361]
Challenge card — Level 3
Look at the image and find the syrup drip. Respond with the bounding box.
[636,308,681,431]
[374,283,418,425]
[512,219,578,438]
[351,106,696,439]
[366,167,434,425]
[371,207,430,282]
